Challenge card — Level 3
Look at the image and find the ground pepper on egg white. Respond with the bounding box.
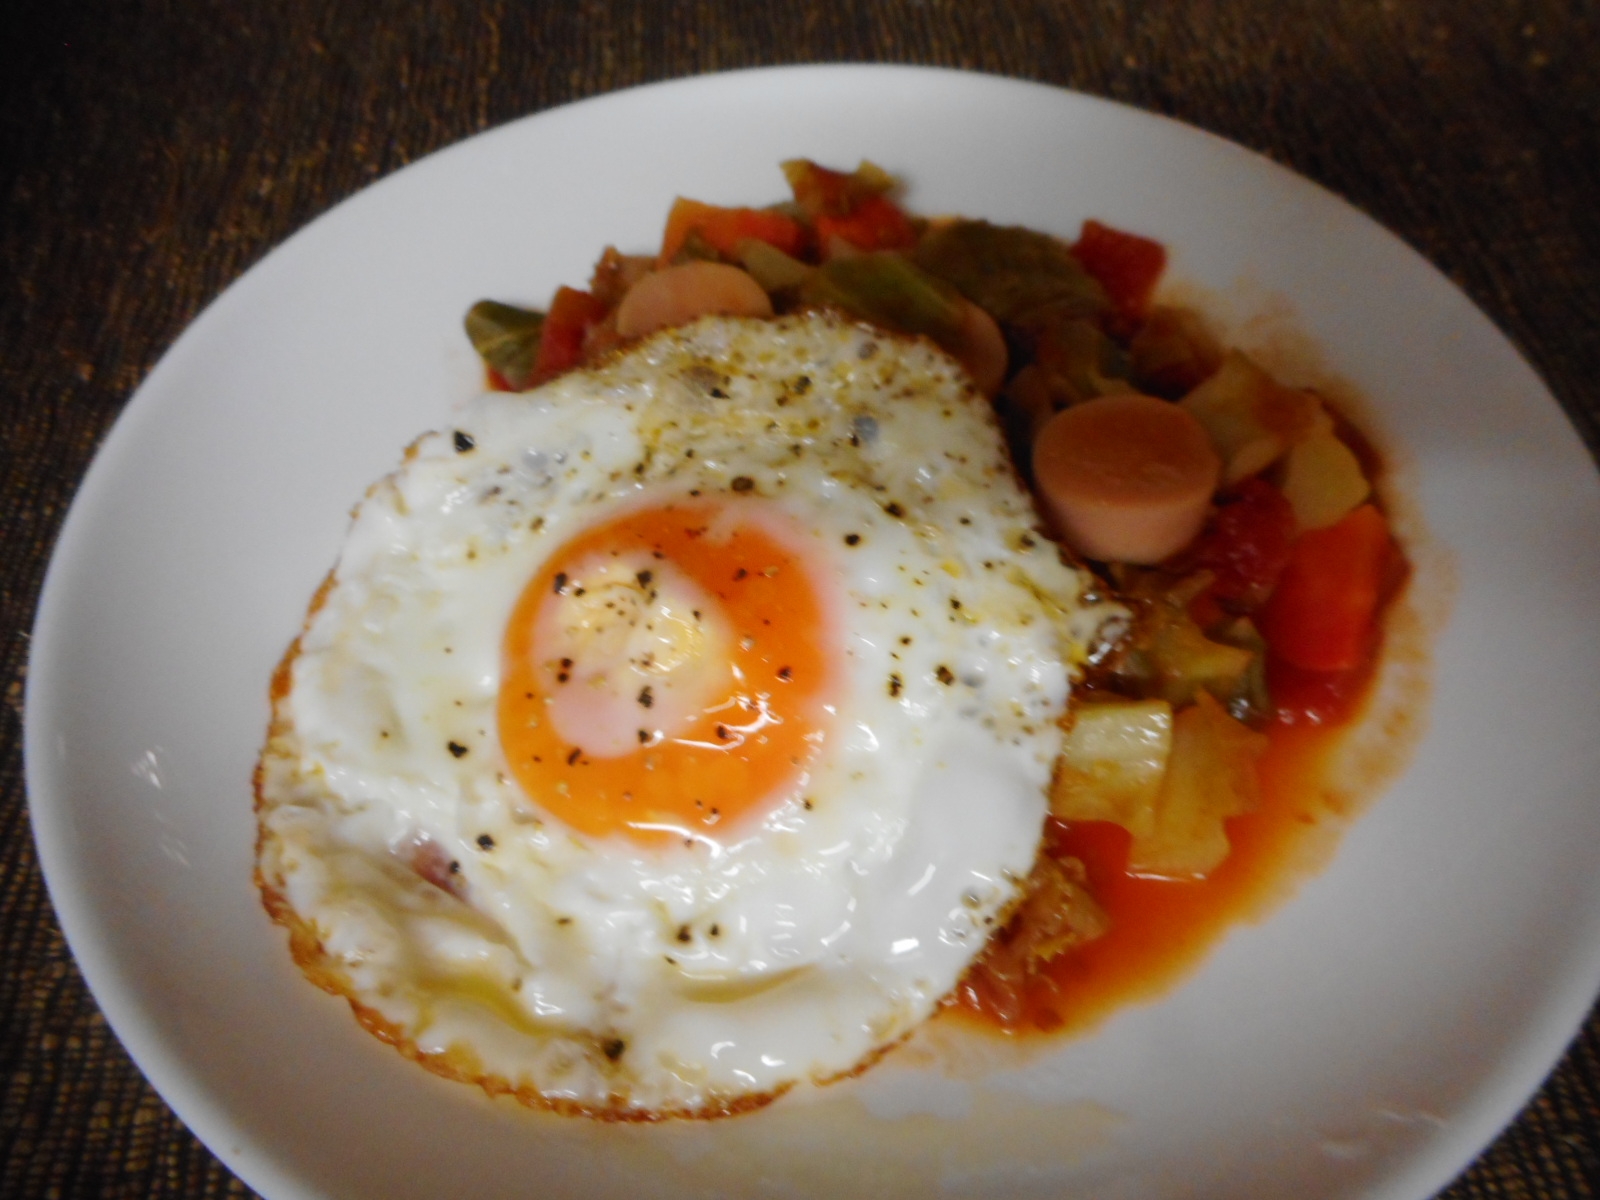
[255,310,1122,1119]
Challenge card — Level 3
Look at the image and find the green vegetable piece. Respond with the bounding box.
[1148,610,1254,709]
[780,158,897,217]
[464,300,545,391]
[1022,314,1133,408]
[798,252,966,341]
[913,220,1108,324]
[1114,569,1256,710]
[1208,615,1273,725]
[1129,305,1223,398]
[738,237,812,294]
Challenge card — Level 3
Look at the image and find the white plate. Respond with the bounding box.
[26,65,1600,1200]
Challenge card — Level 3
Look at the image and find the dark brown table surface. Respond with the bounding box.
[4,2,1598,1196]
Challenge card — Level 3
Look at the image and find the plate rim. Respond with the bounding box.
[23,60,1600,1200]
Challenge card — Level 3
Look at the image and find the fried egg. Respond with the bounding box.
[255,311,1117,1118]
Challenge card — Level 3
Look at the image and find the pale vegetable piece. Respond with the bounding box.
[1128,691,1268,880]
[1179,351,1322,484]
[1032,392,1222,564]
[1280,426,1371,530]
[614,261,774,339]
[1051,699,1174,837]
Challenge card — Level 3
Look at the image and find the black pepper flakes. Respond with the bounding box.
[476,834,496,850]
[638,685,654,707]
[636,569,653,587]
[453,430,475,453]
[602,1038,626,1062]
[447,741,469,758]
[730,475,754,492]
[936,665,955,685]
[888,674,903,697]
[566,747,583,765]
[777,665,793,681]
[884,501,905,518]
[448,860,461,874]
[844,533,861,546]
[553,571,569,595]
[676,925,691,944]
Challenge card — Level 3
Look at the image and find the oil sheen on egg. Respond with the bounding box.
[255,311,1117,1119]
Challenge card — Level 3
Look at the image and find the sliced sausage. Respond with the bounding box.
[1032,392,1221,564]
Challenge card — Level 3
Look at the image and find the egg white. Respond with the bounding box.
[255,311,1119,1117]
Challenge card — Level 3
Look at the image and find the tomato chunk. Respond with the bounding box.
[659,198,806,264]
[1072,219,1168,324]
[1258,504,1391,672]
[1186,478,1297,610]
[531,286,608,383]
[1266,657,1372,726]
[814,194,919,252]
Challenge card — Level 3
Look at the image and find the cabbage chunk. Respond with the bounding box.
[1128,691,1267,879]
[1051,699,1173,837]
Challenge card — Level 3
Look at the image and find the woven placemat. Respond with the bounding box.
[4,1,1598,1195]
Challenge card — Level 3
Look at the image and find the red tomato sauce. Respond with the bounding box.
[948,702,1357,1038]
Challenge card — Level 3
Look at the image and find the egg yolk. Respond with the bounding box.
[498,499,837,843]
